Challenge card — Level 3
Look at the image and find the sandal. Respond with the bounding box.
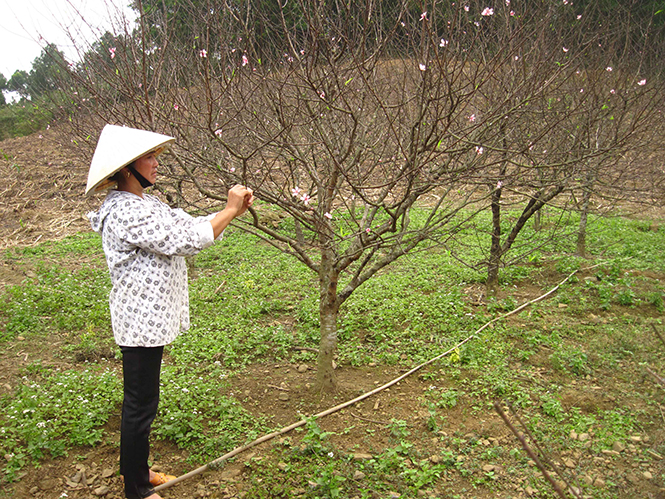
[150,472,176,486]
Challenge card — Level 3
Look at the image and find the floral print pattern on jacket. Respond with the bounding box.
[88,190,218,347]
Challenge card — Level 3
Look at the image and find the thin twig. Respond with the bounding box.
[494,403,572,499]
[651,323,665,349]
[292,346,319,353]
[645,367,665,389]
[267,384,290,392]
[349,412,391,425]
[506,402,581,498]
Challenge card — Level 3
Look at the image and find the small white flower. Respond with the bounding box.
[324,212,333,220]
[440,39,449,47]
[606,66,612,72]
[637,79,647,86]
[481,7,494,16]
[419,63,427,71]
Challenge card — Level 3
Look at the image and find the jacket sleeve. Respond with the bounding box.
[107,197,215,256]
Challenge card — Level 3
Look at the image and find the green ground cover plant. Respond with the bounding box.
[0,208,663,498]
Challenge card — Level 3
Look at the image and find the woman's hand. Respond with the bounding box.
[209,185,255,238]
[227,185,255,217]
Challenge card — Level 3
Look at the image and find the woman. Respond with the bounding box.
[86,124,253,499]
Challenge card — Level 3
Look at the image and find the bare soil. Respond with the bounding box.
[1,130,664,499]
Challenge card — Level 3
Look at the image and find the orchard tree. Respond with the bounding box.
[58,0,664,389]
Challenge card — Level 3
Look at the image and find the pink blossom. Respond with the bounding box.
[577,15,582,20]
[562,47,569,53]
[174,104,179,110]
[324,212,333,220]
[420,11,428,21]
[301,194,311,205]
[215,129,223,137]
[464,5,469,11]
[481,7,494,16]
[468,113,476,122]
[109,47,116,59]
[291,187,302,197]
[610,89,616,94]
[510,10,515,16]
[497,180,503,189]
[365,228,371,234]
[514,55,519,61]
[505,0,510,4]
[242,54,249,66]
[637,79,647,86]
[199,49,207,58]
[440,39,449,48]
[419,63,427,71]
[606,66,612,72]
[229,167,236,173]
[475,146,484,155]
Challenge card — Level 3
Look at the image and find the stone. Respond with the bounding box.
[277,462,288,471]
[564,459,576,469]
[643,471,653,480]
[629,435,642,443]
[297,364,309,373]
[569,430,578,440]
[38,479,58,491]
[578,433,590,441]
[102,468,115,479]
[581,475,594,486]
[429,455,442,464]
[93,485,110,496]
[626,473,639,484]
[593,478,605,488]
[221,468,242,481]
[353,470,366,480]
[525,485,536,496]
[612,441,626,453]
[482,464,496,472]
[278,392,289,401]
[352,453,373,461]
[29,486,39,495]
[601,450,620,456]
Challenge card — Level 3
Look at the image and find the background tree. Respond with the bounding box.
[0,73,7,106]
[56,0,665,390]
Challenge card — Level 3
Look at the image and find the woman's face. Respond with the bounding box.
[133,152,159,185]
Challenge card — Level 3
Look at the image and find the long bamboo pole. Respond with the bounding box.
[156,264,598,492]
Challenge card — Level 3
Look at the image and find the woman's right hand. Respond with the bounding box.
[227,185,255,217]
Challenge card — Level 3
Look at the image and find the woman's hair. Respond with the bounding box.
[111,161,136,182]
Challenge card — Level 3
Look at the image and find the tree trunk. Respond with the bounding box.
[316,246,340,392]
[487,188,502,297]
[576,188,592,257]
[533,209,541,232]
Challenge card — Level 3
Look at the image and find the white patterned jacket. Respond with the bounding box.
[88,190,219,347]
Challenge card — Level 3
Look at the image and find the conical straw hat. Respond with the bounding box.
[85,124,175,196]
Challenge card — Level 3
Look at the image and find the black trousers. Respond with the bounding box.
[120,346,164,499]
